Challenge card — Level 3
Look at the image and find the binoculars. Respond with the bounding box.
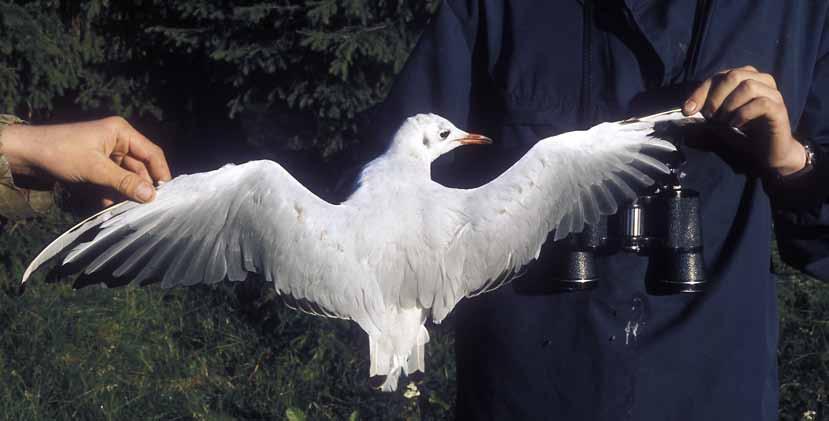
[543,146,706,295]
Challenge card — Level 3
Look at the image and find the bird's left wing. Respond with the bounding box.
[427,112,690,321]
[22,160,384,334]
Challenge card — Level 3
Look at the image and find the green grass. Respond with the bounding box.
[0,211,455,420]
[775,250,829,421]
[0,211,825,420]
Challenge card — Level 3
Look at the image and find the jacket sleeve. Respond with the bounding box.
[773,17,829,281]
[360,0,481,157]
[0,114,54,221]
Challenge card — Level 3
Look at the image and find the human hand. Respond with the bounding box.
[682,65,806,176]
[1,116,171,206]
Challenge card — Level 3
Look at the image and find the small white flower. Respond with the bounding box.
[403,381,420,399]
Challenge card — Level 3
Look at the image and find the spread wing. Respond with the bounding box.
[425,111,693,321]
[22,160,383,335]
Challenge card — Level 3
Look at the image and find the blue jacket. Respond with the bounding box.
[367,1,829,419]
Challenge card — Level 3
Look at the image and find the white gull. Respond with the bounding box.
[22,110,693,391]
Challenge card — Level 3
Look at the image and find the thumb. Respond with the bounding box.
[90,159,157,203]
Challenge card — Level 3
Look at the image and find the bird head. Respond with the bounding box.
[391,114,491,162]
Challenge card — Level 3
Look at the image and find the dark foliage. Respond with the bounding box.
[1,0,439,157]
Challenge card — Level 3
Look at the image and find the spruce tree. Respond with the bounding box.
[0,0,439,156]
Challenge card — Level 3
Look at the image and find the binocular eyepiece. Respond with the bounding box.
[544,165,706,295]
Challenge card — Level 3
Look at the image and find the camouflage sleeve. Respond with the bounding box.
[0,114,54,220]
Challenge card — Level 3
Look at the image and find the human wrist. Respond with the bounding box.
[0,124,45,176]
[770,138,807,176]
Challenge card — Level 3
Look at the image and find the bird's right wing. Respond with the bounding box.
[435,112,691,312]
[22,160,385,335]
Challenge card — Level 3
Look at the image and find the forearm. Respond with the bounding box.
[0,115,54,220]
[0,122,48,177]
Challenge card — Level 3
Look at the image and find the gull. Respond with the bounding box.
[22,110,691,391]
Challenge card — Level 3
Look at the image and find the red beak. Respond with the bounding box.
[459,133,493,145]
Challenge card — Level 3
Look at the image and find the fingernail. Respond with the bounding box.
[684,100,697,113]
[136,182,154,202]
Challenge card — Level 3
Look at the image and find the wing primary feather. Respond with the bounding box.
[554,212,572,241]
[592,182,618,214]
[65,224,131,265]
[605,172,639,200]
[132,233,183,285]
[112,231,169,278]
[582,185,601,226]
[84,218,167,274]
[21,202,139,284]
[617,163,655,187]
[632,153,671,174]
[163,237,207,287]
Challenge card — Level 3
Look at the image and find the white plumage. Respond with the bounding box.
[22,110,694,391]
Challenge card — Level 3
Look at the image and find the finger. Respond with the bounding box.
[716,79,783,123]
[699,70,756,118]
[724,65,776,88]
[729,65,776,85]
[685,68,730,115]
[727,97,781,129]
[744,65,776,88]
[702,69,778,119]
[87,158,156,203]
[684,67,776,117]
[684,77,713,115]
[121,156,152,183]
[110,152,126,167]
[109,118,172,183]
[101,198,115,208]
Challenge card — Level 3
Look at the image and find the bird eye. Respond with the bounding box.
[439,129,451,139]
